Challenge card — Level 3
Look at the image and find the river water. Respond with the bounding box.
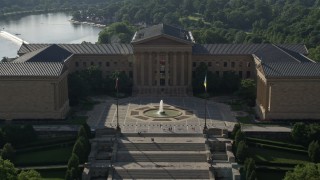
[0,12,102,58]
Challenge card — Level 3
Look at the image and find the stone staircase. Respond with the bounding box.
[109,134,212,180]
[113,169,210,179]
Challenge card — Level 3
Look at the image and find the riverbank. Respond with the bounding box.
[0,8,71,18]
[69,19,106,28]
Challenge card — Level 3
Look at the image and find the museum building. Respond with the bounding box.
[0,24,320,120]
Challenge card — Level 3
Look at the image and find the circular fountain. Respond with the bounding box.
[143,100,182,118]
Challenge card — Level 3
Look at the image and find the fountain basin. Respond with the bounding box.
[143,108,182,118]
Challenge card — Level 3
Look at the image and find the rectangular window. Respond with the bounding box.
[239,71,243,78]
[83,62,87,67]
[223,71,228,77]
[129,71,133,78]
[231,62,235,68]
[224,62,228,67]
[91,62,94,66]
[160,79,165,86]
[129,62,132,67]
[216,71,220,76]
[193,62,196,67]
[208,62,212,67]
[246,71,251,78]
[98,62,102,67]
[75,62,79,67]
[114,62,117,65]
[247,62,251,67]
[106,62,110,67]
[192,71,195,78]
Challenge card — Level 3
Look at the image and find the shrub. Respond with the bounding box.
[236,141,248,163]
[243,158,256,180]
[66,153,79,179]
[308,141,320,163]
[235,130,245,148]
[1,143,15,161]
[231,123,241,139]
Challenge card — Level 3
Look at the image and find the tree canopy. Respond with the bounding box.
[284,163,320,180]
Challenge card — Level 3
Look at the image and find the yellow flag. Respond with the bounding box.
[204,75,207,92]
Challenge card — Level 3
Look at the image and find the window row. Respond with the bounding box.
[192,71,251,79]
[75,61,132,67]
[193,61,251,68]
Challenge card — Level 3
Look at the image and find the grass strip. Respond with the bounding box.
[246,137,305,150]
[248,147,309,165]
[14,147,72,166]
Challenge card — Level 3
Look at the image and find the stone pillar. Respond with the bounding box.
[173,52,177,86]
[141,53,145,86]
[181,52,185,86]
[156,53,160,86]
[148,52,152,86]
[165,52,169,86]
[187,52,192,86]
[133,54,138,86]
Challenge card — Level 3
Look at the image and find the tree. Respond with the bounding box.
[308,141,320,163]
[231,123,241,139]
[234,130,245,148]
[284,163,320,180]
[0,157,18,180]
[72,139,86,163]
[78,126,88,139]
[66,153,80,180]
[98,22,135,44]
[18,170,41,180]
[291,122,310,145]
[236,141,248,163]
[236,79,256,106]
[243,158,256,180]
[81,123,92,138]
[1,143,15,161]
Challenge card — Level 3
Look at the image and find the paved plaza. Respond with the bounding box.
[87,96,237,133]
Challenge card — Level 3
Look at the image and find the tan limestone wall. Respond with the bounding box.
[0,75,69,120]
[266,79,320,120]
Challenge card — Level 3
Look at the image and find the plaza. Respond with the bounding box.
[86,96,237,133]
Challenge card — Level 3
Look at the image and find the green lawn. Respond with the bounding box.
[256,169,287,180]
[39,168,66,180]
[14,146,73,166]
[248,147,309,165]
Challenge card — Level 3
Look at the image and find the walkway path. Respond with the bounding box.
[86,97,237,134]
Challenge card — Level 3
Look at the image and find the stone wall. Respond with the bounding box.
[0,73,69,120]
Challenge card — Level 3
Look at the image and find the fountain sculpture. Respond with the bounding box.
[158,100,165,114]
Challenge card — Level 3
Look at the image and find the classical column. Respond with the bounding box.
[156,53,160,86]
[141,53,145,86]
[165,52,169,86]
[133,54,138,86]
[173,52,177,86]
[149,52,152,86]
[181,52,185,86]
[187,52,192,86]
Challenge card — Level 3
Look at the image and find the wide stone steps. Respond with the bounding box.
[112,169,210,179]
[116,153,207,162]
[122,133,204,137]
[118,143,205,151]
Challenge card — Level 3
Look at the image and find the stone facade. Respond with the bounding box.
[0,71,69,120]
[1,24,319,121]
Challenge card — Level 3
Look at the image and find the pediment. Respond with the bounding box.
[132,35,192,46]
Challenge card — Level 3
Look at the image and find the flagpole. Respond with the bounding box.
[203,73,208,133]
[116,77,120,132]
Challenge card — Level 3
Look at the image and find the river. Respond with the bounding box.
[0,12,102,58]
